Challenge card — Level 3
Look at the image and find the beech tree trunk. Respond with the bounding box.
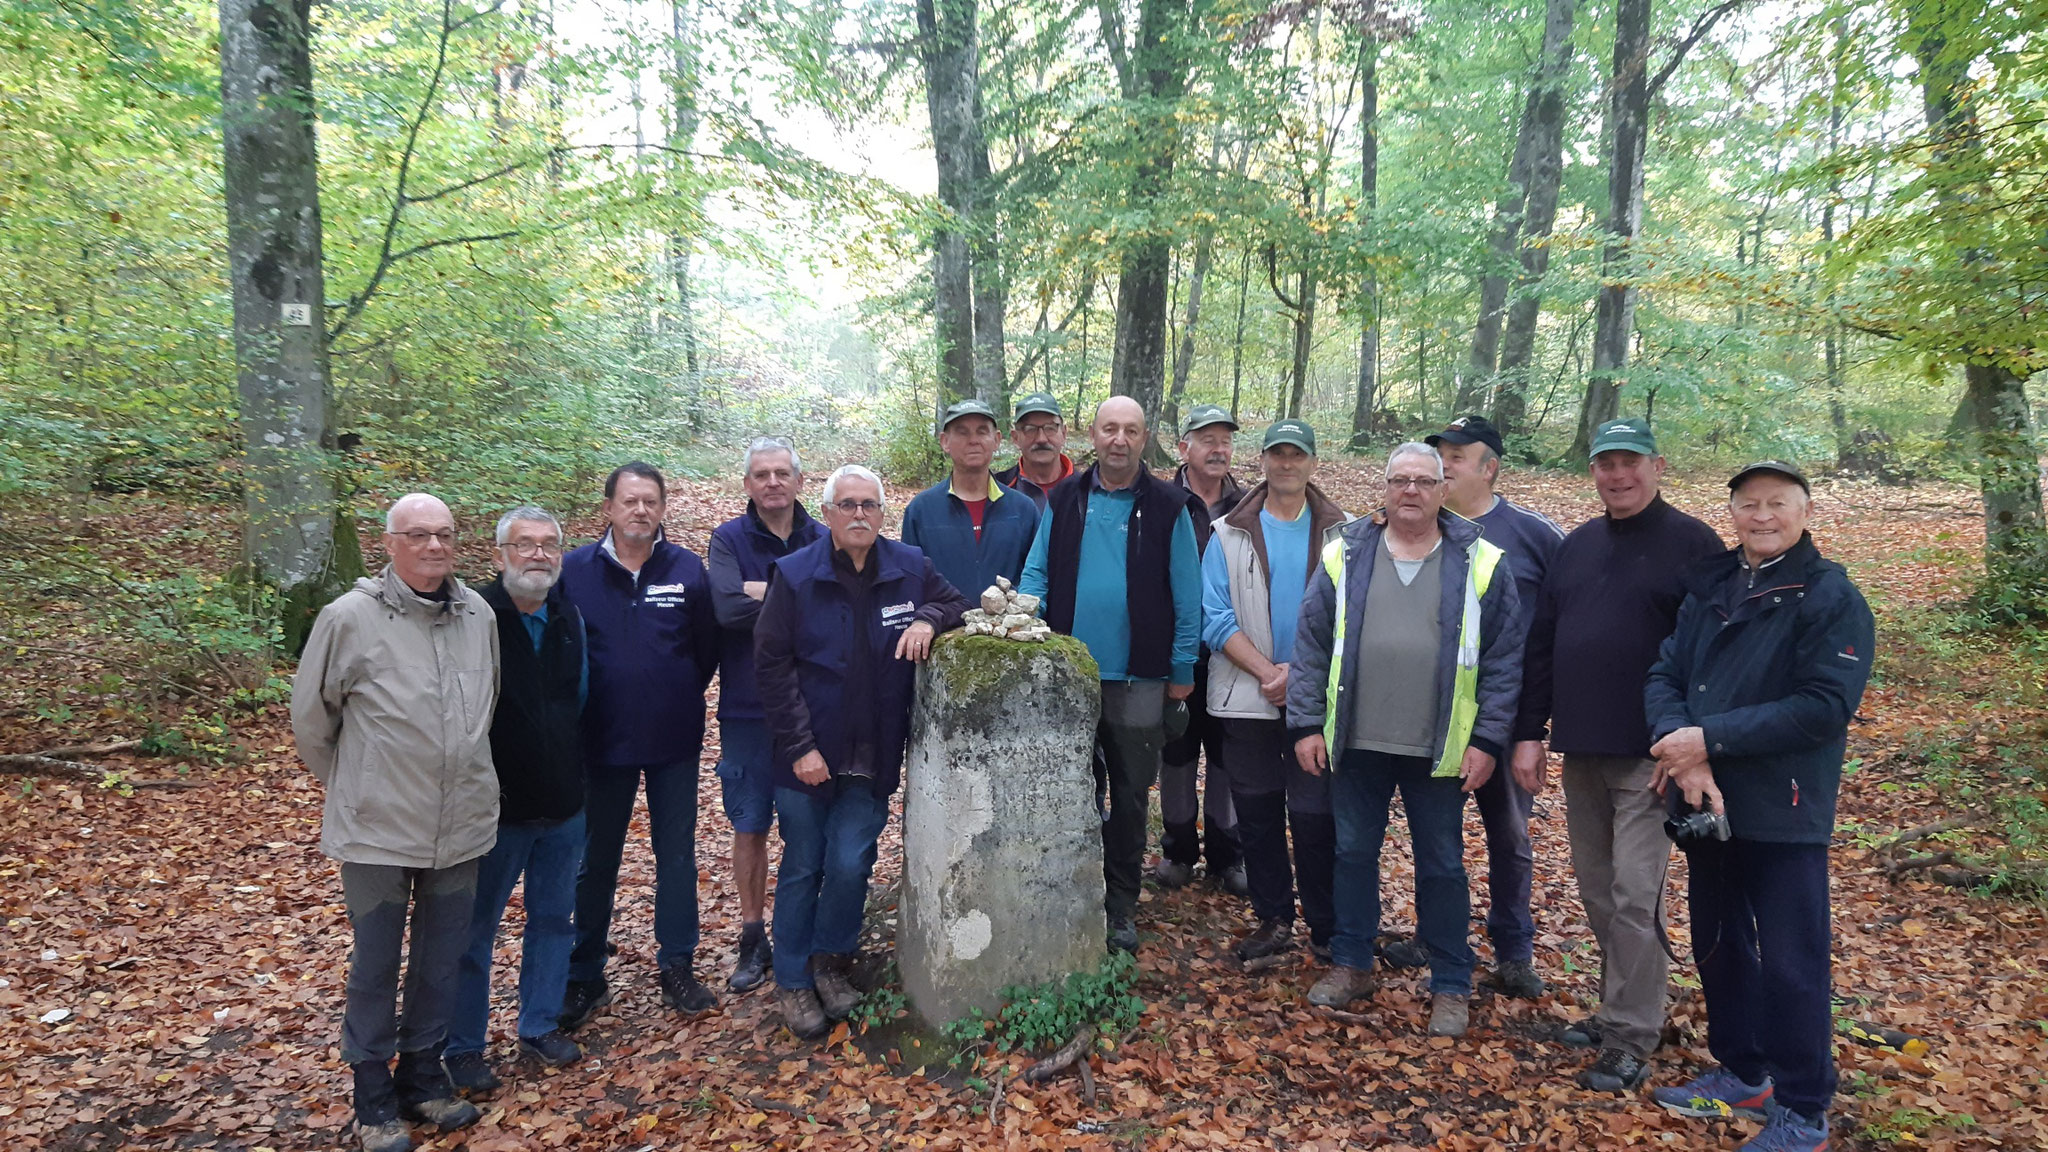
[919,0,984,413]
[670,0,702,421]
[1489,0,1577,438]
[219,0,358,654]
[1349,41,1380,448]
[1570,0,1649,460]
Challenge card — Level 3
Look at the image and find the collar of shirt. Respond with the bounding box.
[949,475,1004,502]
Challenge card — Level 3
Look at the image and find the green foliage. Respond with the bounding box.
[943,951,1144,1059]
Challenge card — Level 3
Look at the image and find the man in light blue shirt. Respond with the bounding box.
[1020,396,1202,954]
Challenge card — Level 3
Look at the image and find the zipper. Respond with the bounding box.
[1792,778,1800,807]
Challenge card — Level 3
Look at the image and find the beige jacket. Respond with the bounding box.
[292,566,501,869]
[1207,482,1352,720]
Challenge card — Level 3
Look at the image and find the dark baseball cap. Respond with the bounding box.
[1426,414,1503,457]
[1587,417,1658,459]
[1262,418,1317,455]
[1728,460,1810,494]
[1182,404,1238,436]
[941,398,999,430]
[1011,392,1062,422]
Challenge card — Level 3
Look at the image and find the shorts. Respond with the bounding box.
[716,717,778,835]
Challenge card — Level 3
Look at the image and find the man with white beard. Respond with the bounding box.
[444,506,590,1097]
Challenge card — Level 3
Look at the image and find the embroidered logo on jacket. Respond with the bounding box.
[880,600,917,628]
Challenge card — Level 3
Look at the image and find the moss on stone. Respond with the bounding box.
[931,631,1098,712]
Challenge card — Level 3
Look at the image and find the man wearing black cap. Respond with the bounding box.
[1511,417,1724,1094]
[903,399,1041,595]
[1156,404,1247,895]
[1407,414,1564,1000]
[1645,462,1872,1151]
[995,392,1075,511]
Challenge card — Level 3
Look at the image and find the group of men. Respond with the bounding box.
[294,391,1871,1152]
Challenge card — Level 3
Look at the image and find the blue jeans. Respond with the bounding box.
[1473,759,1535,962]
[771,780,890,990]
[1330,749,1475,994]
[716,718,778,836]
[448,812,585,1053]
[571,762,699,981]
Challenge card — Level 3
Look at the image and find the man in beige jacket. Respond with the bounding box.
[293,492,500,1152]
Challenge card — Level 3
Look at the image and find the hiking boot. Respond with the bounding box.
[1740,1101,1830,1152]
[557,978,612,1033]
[1377,935,1428,970]
[658,965,718,1016]
[442,1050,500,1098]
[778,986,828,1039]
[351,1061,410,1152]
[518,1029,582,1068]
[1492,959,1546,999]
[357,1119,411,1152]
[1579,1047,1652,1093]
[1152,859,1194,888]
[728,929,771,993]
[1559,1016,1604,1049]
[1427,993,1471,1038]
[1107,916,1139,954]
[393,1046,479,1132]
[811,953,861,1021]
[1235,919,1295,962]
[1215,861,1250,898]
[1653,1067,1775,1121]
[1306,965,1377,1008]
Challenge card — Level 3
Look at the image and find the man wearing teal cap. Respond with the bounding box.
[902,399,1041,597]
[995,392,1074,511]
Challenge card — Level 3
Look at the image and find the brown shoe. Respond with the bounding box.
[1427,992,1470,1038]
[811,954,861,1021]
[778,986,828,1039]
[1307,965,1378,1008]
[1235,919,1296,962]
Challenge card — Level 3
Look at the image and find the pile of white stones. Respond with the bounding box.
[959,576,1051,642]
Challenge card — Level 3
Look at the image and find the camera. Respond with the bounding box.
[1665,805,1731,849]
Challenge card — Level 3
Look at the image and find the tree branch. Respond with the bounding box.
[1646,0,1750,99]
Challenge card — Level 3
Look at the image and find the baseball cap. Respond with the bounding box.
[1426,414,1504,458]
[941,398,999,430]
[1181,404,1238,437]
[1262,418,1317,455]
[1728,460,1810,494]
[1587,417,1658,459]
[1011,392,1062,422]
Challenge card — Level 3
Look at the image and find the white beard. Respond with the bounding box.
[505,566,558,600]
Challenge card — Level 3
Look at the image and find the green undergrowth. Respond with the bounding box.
[942,951,1144,1064]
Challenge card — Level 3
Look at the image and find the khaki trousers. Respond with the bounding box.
[1561,754,1673,1058]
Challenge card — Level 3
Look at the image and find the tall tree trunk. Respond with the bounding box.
[1463,88,1541,407]
[969,111,1006,407]
[1349,40,1381,449]
[1911,14,2046,599]
[918,0,982,411]
[1821,24,1846,466]
[219,0,358,654]
[1570,0,1650,459]
[1491,0,1577,438]
[670,0,702,422]
[1164,133,1228,436]
[1229,249,1251,425]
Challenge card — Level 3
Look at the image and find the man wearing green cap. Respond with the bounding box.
[1155,404,1248,896]
[903,399,1041,597]
[995,392,1074,511]
[1202,419,1349,966]
[1510,416,1724,1091]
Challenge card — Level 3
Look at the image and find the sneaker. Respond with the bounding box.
[351,1061,409,1152]
[518,1029,582,1068]
[1653,1068,1775,1121]
[1740,1101,1830,1152]
[658,965,718,1016]
[1427,993,1470,1038]
[778,986,828,1039]
[728,930,771,993]
[1235,919,1295,962]
[1492,959,1546,999]
[1377,935,1428,970]
[357,1119,411,1152]
[1153,859,1194,888]
[1216,861,1250,898]
[1307,965,1377,1008]
[811,954,861,1021]
[557,978,612,1033]
[1559,1016,1604,1049]
[442,1050,500,1098]
[1579,1047,1651,1093]
[1107,915,1139,954]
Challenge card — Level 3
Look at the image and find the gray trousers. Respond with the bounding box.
[1562,754,1672,1058]
[1096,680,1166,921]
[339,859,479,1065]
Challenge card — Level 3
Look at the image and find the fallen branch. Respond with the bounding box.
[1023,1026,1095,1085]
[35,740,140,759]
[1878,817,1973,853]
[1241,951,1297,973]
[741,1093,812,1119]
[1077,1057,1097,1105]
[1885,850,1958,876]
[0,753,117,779]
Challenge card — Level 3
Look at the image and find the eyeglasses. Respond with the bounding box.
[1385,476,1442,491]
[393,530,456,546]
[1016,421,1063,437]
[499,541,563,558]
[830,500,883,517]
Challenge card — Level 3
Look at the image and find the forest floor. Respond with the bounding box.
[1,461,2045,1151]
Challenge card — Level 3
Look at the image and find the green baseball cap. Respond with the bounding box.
[1182,404,1238,436]
[941,398,999,430]
[1587,417,1658,459]
[1262,418,1317,455]
[1011,392,1062,422]
[1729,459,1810,494]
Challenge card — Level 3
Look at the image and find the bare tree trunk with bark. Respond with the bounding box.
[1349,41,1381,448]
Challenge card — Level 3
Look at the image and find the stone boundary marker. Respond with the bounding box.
[899,631,1104,1029]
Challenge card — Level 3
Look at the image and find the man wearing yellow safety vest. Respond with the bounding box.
[1286,441,1525,1038]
